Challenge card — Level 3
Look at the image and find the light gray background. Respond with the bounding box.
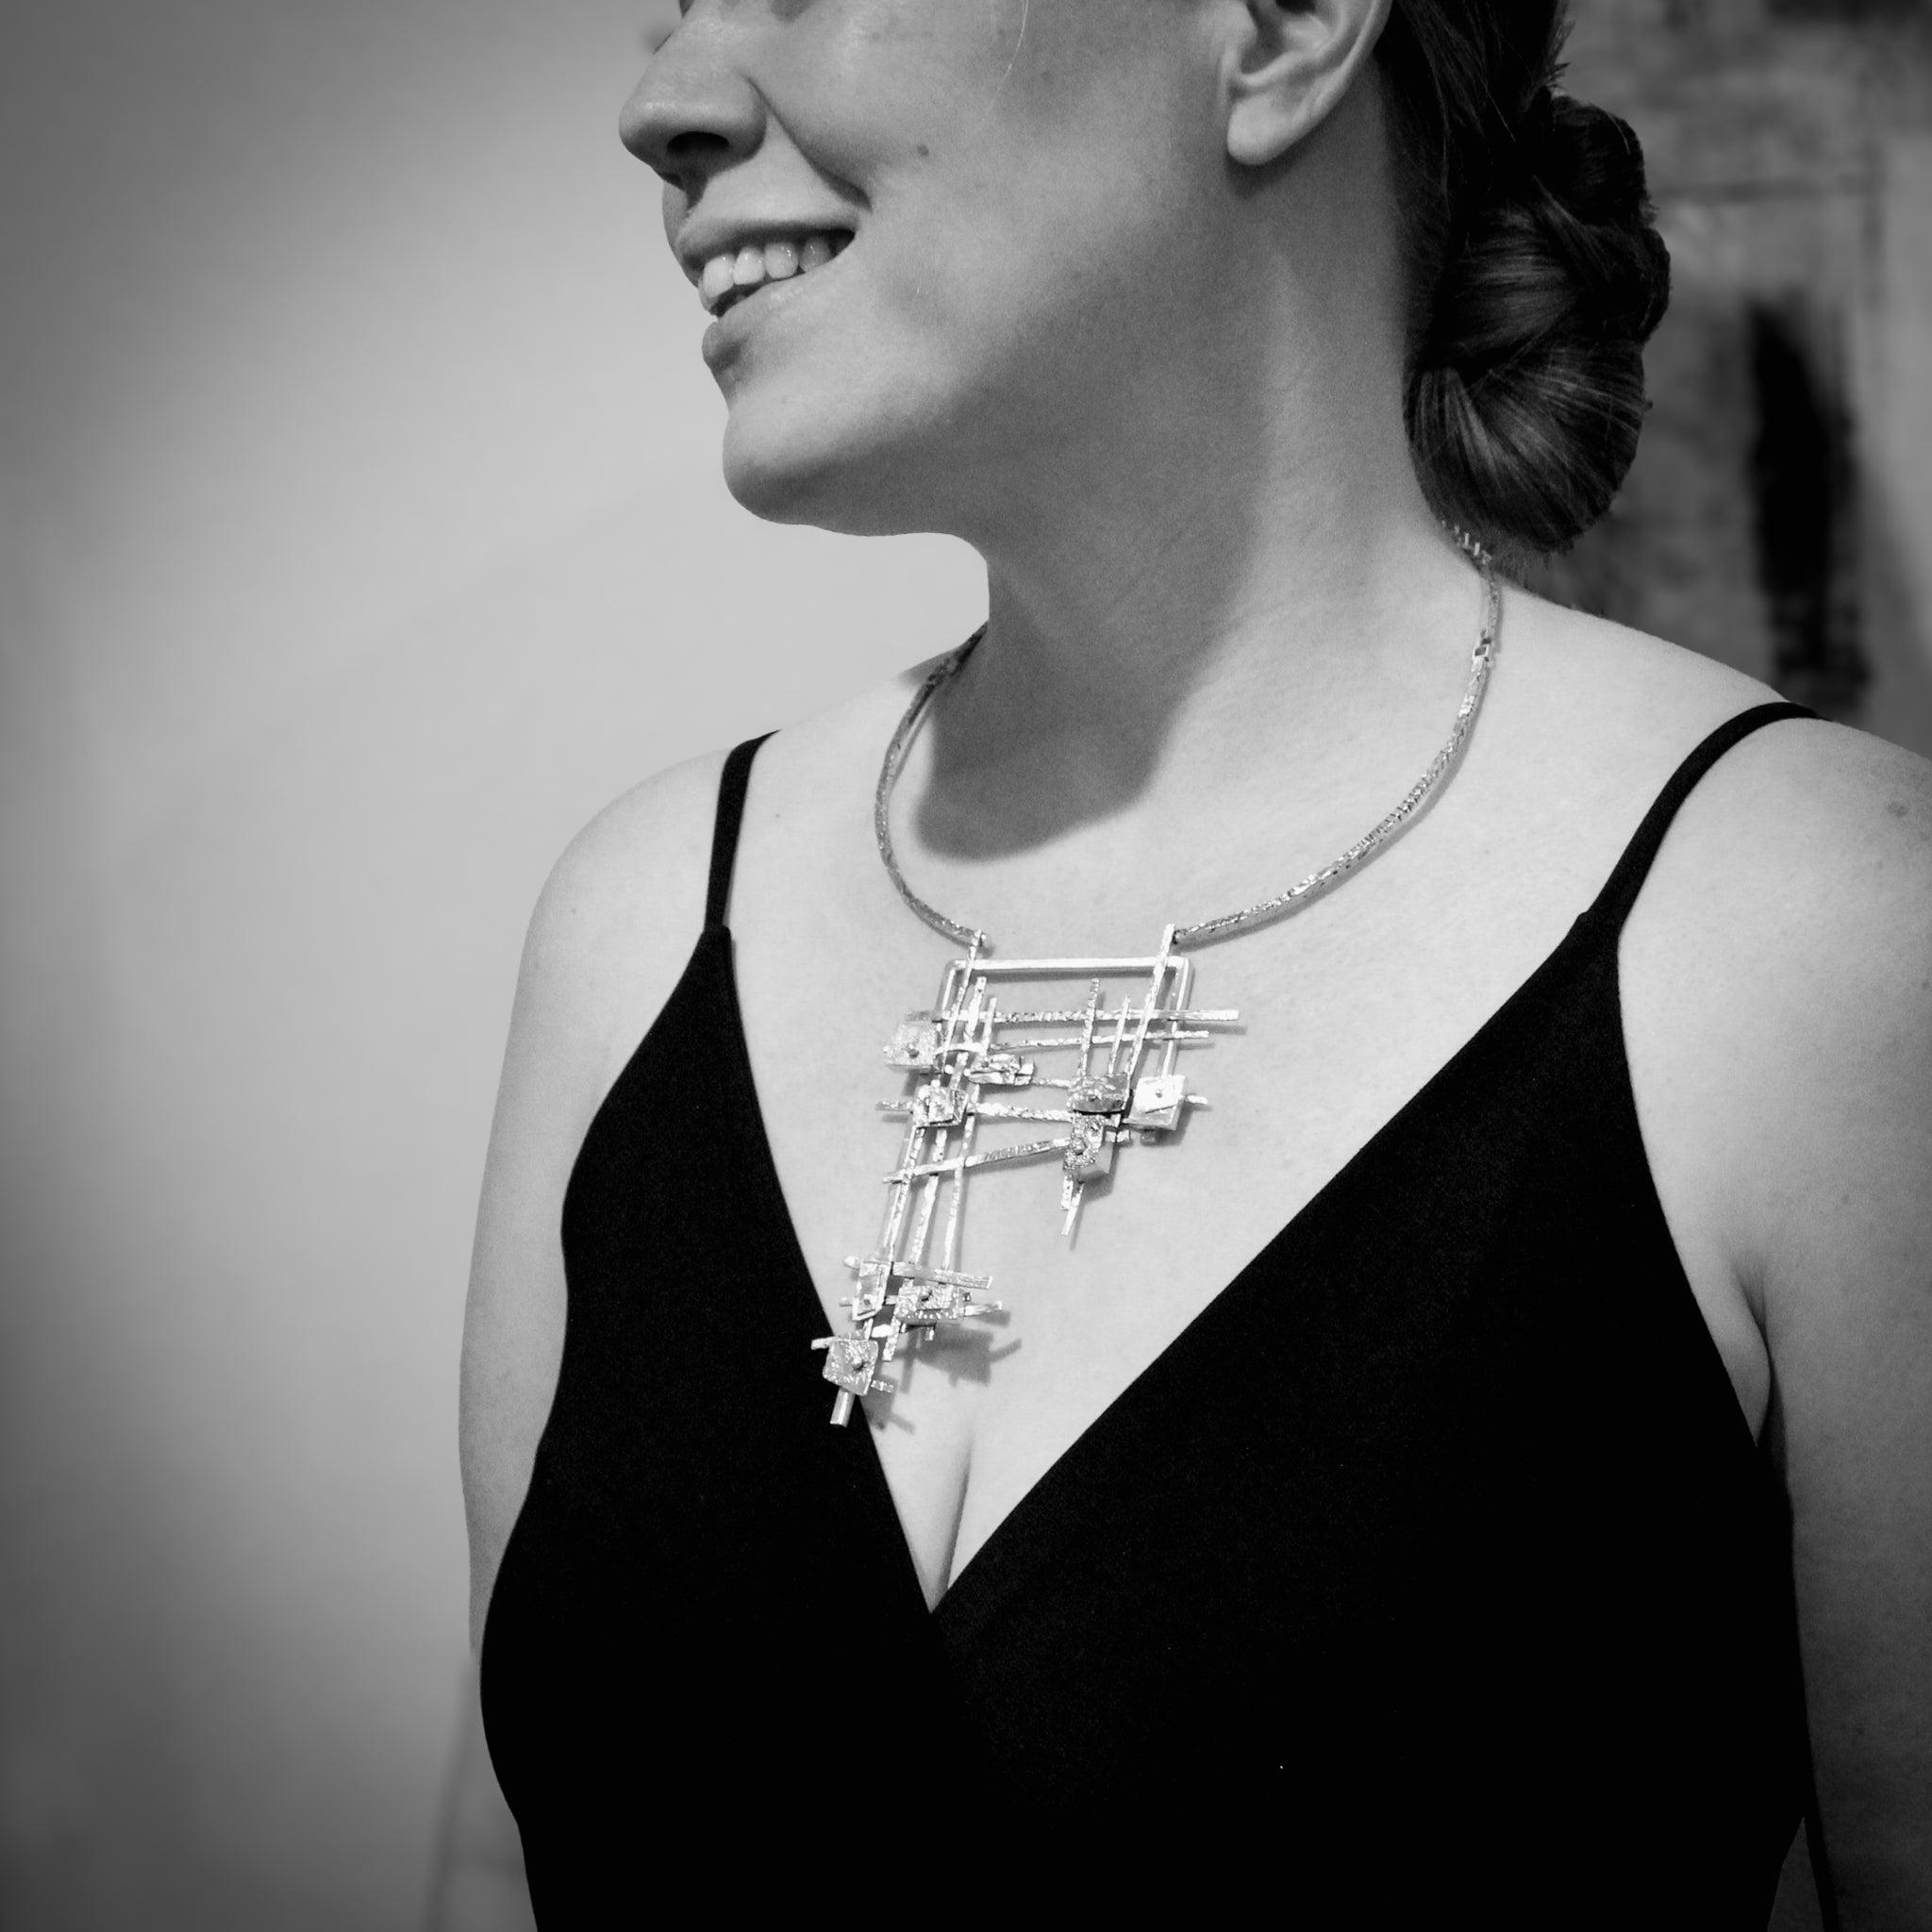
[0,4,978,1924]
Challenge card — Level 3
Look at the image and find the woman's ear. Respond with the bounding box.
[1223,0,1392,169]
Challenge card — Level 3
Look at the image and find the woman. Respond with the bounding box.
[451,0,1932,1920]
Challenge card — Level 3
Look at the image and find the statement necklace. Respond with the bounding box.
[813,536,1501,1424]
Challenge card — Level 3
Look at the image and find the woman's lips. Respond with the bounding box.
[699,230,853,372]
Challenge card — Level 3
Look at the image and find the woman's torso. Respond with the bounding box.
[724,610,1786,1599]
[480,601,1820,1918]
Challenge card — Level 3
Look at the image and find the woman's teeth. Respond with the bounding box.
[700,232,849,314]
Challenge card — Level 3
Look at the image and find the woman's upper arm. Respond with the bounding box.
[1680,726,1932,1923]
[458,752,723,1653]
[1767,769,1932,1925]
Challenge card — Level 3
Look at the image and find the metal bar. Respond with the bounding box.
[954,955,1168,976]
[1162,955,1194,1081]
[894,1137,1063,1180]
[986,1011,1236,1026]
[995,1033,1215,1058]
[1105,994,1129,1079]
[1126,939,1167,1084]
[908,1128,944,1263]
[966,1138,1063,1166]
[890,1259,991,1288]
[941,1109,974,1271]
[879,1122,923,1251]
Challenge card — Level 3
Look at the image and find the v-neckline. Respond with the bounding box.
[717,903,1604,1619]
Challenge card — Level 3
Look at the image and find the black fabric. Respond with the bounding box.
[482,705,1817,1924]
[703,733,769,930]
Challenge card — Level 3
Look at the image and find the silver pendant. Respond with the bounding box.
[813,924,1238,1424]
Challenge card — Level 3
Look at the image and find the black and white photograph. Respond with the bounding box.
[3,0,1930,1924]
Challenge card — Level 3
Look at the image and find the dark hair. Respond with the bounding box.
[1374,0,1671,558]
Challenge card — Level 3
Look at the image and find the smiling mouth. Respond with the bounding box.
[700,230,854,318]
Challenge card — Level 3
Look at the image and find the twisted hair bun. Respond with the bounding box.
[1376,3,1672,558]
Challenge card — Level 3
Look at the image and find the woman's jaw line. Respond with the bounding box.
[711,298,1433,665]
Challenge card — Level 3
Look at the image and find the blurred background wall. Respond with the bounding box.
[0,4,981,1925]
[0,0,1926,1927]
[1547,0,1932,743]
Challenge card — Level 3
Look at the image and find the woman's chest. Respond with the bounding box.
[726,823,1611,1603]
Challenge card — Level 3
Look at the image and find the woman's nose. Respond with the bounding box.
[620,17,767,195]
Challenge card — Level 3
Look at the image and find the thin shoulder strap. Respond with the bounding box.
[1581,702,1814,934]
[705,734,774,931]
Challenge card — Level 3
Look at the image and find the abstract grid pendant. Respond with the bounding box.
[813,926,1236,1424]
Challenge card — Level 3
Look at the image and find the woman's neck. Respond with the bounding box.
[899,75,1485,871]
[914,436,1482,865]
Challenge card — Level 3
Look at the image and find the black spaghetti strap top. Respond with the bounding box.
[482,707,1820,1926]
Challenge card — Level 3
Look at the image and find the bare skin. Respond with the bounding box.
[456,0,1932,1918]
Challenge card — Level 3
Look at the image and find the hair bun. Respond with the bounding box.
[1523,92,1644,225]
[1404,87,1672,558]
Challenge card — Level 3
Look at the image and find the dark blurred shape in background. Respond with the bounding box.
[1533,0,1932,753]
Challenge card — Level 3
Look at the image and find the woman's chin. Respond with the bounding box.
[718,403,943,538]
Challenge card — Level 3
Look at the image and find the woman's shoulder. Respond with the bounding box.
[536,655,952,924]
[518,748,729,1075]
[1504,588,1931,1127]
[1528,591,1932,1266]
[1506,590,1932,900]
[541,652,946,891]
[522,657,948,1059]
[1624,653,1932,1141]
